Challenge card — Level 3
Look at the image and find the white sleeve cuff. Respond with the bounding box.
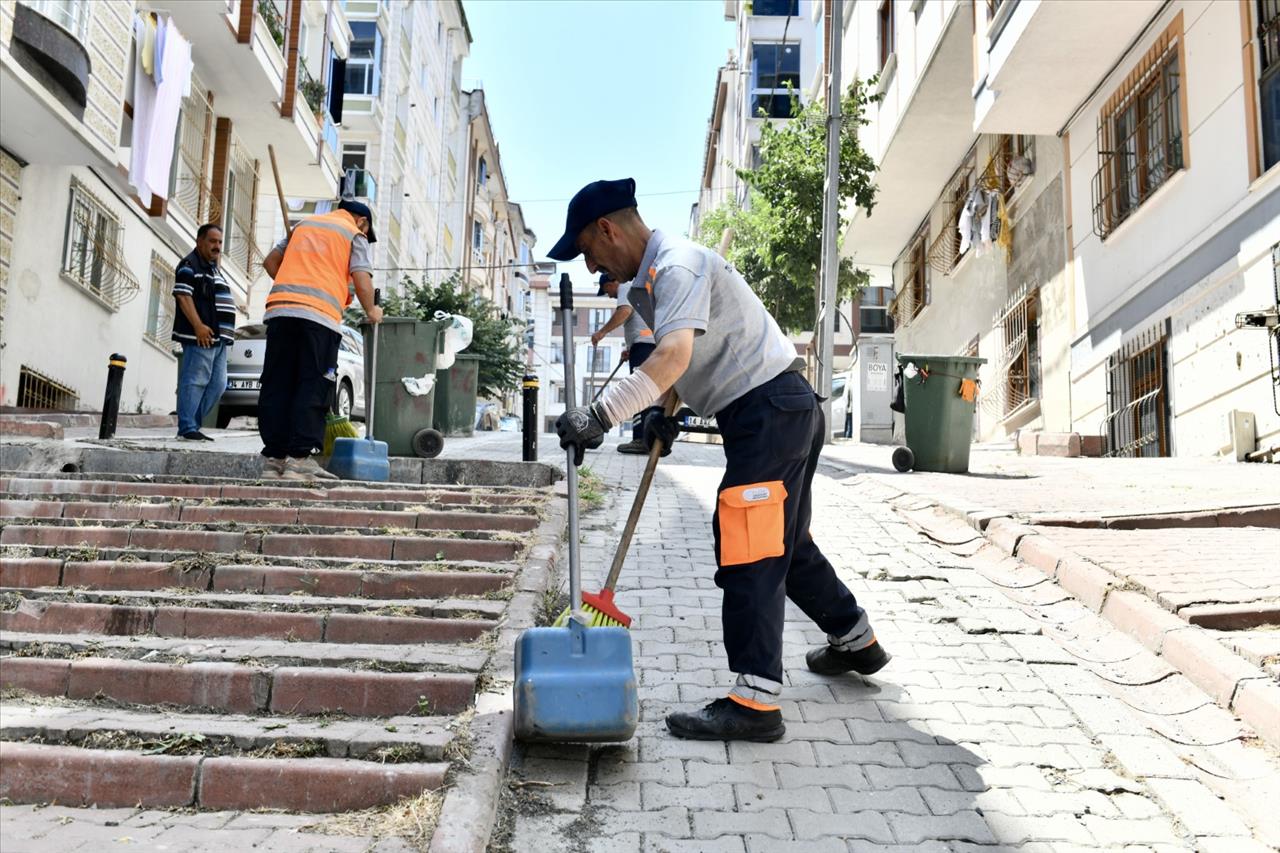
[597,369,661,426]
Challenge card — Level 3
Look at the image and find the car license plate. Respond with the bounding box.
[228,379,260,390]
[680,414,719,434]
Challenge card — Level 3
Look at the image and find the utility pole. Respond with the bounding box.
[817,0,842,442]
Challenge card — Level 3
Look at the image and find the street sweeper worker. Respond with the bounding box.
[550,178,890,743]
[259,199,383,482]
[591,271,655,454]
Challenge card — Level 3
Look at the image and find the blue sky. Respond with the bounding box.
[461,0,735,287]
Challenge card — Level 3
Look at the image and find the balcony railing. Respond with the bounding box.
[343,168,377,202]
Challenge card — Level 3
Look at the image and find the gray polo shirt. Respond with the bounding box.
[626,230,796,416]
[616,282,653,348]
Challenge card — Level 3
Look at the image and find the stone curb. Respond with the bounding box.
[816,457,1280,751]
[429,495,566,853]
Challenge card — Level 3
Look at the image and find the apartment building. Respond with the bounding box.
[839,0,1279,459]
[527,275,626,434]
[0,0,347,413]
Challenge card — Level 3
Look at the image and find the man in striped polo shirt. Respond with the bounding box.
[172,223,236,441]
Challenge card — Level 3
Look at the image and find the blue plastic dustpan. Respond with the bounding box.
[514,617,638,743]
[329,309,389,482]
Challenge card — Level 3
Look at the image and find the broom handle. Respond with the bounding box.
[601,393,680,593]
[591,357,625,403]
[267,145,292,238]
[367,289,380,440]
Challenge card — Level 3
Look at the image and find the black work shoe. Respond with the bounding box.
[179,431,214,442]
[665,697,785,742]
[806,639,892,676]
[616,440,647,455]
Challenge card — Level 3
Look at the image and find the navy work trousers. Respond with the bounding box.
[258,317,340,459]
[712,369,865,684]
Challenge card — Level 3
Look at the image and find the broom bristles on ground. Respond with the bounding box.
[323,414,360,456]
[551,590,631,629]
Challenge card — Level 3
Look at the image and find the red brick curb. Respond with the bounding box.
[0,743,447,812]
[0,419,64,439]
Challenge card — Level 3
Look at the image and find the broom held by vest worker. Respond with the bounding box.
[262,201,384,327]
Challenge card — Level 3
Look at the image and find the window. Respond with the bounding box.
[1093,16,1186,239]
[891,227,929,327]
[590,346,611,373]
[145,252,175,346]
[589,308,611,330]
[750,43,800,119]
[1103,322,1171,457]
[472,219,483,251]
[476,156,488,188]
[224,143,259,278]
[551,344,563,364]
[345,21,382,97]
[433,96,441,123]
[878,0,896,71]
[1259,0,1280,171]
[19,0,89,42]
[437,20,443,44]
[750,144,763,170]
[754,0,799,15]
[994,285,1041,418]
[997,134,1035,199]
[419,64,429,92]
[17,365,77,410]
[62,179,123,307]
[554,383,566,404]
[859,286,894,334]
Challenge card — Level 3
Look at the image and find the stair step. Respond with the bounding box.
[2,546,516,572]
[1,595,497,643]
[0,497,539,533]
[0,741,448,812]
[1,655,475,716]
[0,524,521,562]
[0,700,453,761]
[0,630,489,672]
[1,557,511,598]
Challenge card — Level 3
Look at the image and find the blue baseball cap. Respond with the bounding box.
[338,199,377,244]
[547,178,637,261]
[597,272,615,296]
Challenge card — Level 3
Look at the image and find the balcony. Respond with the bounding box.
[162,0,343,198]
[842,1,976,266]
[343,167,377,203]
[973,0,1164,134]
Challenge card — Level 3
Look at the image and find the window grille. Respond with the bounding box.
[891,227,930,327]
[1101,321,1171,457]
[171,77,220,226]
[145,252,176,346]
[928,159,973,275]
[17,366,78,411]
[224,141,260,278]
[62,179,139,309]
[1092,17,1186,239]
[984,283,1041,420]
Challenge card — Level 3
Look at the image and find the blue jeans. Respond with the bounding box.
[177,342,227,435]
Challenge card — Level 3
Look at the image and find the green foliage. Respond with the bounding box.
[345,273,525,400]
[695,80,880,333]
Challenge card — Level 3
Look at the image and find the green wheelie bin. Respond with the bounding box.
[362,317,447,458]
[892,354,987,474]
[432,353,480,437]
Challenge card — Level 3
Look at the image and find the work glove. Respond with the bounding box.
[640,406,680,457]
[555,403,610,466]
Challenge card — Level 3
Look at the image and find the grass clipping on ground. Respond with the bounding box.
[302,790,442,848]
[577,466,605,513]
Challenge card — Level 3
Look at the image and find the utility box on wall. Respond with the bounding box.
[852,336,895,445]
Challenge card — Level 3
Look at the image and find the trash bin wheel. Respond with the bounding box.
[412,428,445,459]
[892,446,914,473]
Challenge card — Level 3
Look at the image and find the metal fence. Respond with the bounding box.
[1101,320,1171,457]
[17,366,77,411]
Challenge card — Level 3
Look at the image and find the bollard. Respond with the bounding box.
[99,353,127,440]
[522,373,538,462]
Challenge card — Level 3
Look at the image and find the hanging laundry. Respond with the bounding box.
[996,194,1013,262]
[143,17,193,203]
[957,187,982,256]
[140,13,157,76]
[129,13,159,206]
[153,10,167,86]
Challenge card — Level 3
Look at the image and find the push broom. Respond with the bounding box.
[269,143,360,453]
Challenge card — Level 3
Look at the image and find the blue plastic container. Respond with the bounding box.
[327,436,390,482]
[514,620,638,743]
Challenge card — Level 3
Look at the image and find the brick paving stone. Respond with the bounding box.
[643,781,735,810]
[735,784,832,813]
[688,761,777,788]
[788,809,894,843]
[645,836,746,853]
[1143,777,1252,837]
[886,811,996,845]
[1080,815,1183,845]
[744,837,847,853]
[830,786,930,815]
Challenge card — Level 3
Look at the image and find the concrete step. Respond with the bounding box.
[2,544,514,571]
[0,524,521,563]
[0,474,543,507]
[0,495,540,533]
[0,630,490,672]
[0,699,454,762]
[1,557,511,598]
[0,655,475,716]
[0,741,448,812]
[0,594,497,644]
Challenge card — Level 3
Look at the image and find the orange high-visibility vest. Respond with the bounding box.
[266,209,360,330]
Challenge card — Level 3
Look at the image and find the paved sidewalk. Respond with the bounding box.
[494,441,1280,852]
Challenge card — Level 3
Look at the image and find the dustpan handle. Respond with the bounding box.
[558,274,582,618]
[366,288,380,441]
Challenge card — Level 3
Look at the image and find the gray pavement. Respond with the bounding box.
[495,439,1280,852]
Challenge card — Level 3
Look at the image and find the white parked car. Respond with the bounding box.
[216,323,367,428]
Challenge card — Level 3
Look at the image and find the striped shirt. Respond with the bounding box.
[172,250,235,344]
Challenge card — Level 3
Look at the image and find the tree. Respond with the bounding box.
[345,274,525,400]
[696,80,880,333]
